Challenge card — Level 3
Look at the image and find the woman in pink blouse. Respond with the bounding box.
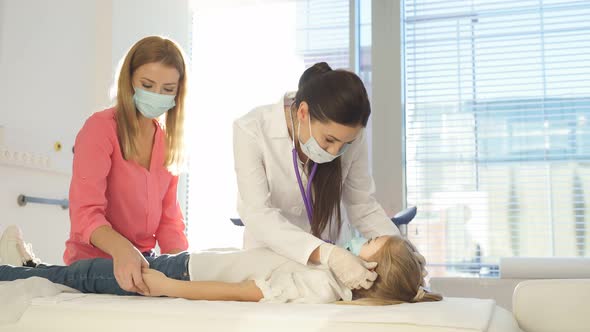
[64,36,189,295]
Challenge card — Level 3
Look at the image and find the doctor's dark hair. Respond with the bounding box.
[293,62,371,238]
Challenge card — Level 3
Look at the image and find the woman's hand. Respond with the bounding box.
[405,239,428,280]
[112,245,150,294]
[141,267,171,297]
[319,243,378,290]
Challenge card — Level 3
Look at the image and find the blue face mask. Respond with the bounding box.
[297,115,349,164]
[344,236,368,256]
[133,88,176,119]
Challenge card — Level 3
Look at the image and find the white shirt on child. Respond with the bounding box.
[189,248,352,303]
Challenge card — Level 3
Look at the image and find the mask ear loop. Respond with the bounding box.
[293,102,316,150]
[289,102,310,168]
[288,99,330,243]
[306,109,313,139]
[288,101,297,149]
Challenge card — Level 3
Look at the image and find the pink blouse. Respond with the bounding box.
[64,108,188,264]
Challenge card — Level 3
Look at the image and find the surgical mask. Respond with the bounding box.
[297,115,349,164]
[344,236,368,256]
[133,88,176,119]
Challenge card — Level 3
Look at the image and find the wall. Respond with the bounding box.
[0,0,107,264]
[111,0,191,74]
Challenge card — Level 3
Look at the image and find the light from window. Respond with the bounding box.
[403,0,590,277]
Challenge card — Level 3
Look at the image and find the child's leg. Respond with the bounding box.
[0,259,135,296]
[146,252,190,281]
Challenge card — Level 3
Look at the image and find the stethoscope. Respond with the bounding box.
[287,95,318,226]
[287,96,339,244]
[292,148,318,224]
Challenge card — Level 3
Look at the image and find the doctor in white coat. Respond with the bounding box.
[233,62,401,290]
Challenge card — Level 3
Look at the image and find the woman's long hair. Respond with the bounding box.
[114,35,188,174]
[293,62,371,238]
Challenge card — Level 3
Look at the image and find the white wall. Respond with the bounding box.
[111,0,191,73]
[0,0,190,264]
[0,0,106,264]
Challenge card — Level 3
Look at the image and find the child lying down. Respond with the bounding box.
[0,226,441,305]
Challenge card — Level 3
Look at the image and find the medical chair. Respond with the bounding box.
[230,206,417,238]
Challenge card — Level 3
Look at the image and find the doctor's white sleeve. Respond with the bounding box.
[342,132,400,238]
[233,121,324,265]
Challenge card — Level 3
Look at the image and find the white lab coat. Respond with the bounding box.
[233,94,400,265]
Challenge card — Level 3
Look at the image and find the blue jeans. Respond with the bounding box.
[0,252,190,296]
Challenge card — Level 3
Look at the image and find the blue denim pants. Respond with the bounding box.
[0,252,190,296]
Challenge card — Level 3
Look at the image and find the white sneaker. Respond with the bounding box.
[0,225,41,266]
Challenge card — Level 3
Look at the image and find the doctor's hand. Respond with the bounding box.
[405,239,428,280]
[319,243,378,290]
[112,245,150,295]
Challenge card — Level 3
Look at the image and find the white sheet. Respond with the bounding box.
[0,277,522,332]
[0,278,80,325]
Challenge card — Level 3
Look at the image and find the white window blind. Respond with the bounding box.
[403,0,590,277]
[296,0,350,69]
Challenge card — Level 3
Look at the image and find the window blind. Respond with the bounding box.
[403,0,590,277]
[296,0,350,69]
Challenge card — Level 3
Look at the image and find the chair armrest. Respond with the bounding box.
[513,279,590,332]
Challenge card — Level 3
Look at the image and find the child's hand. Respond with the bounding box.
[141,267,169,297]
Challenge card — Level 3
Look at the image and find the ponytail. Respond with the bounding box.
[293,62,370,239]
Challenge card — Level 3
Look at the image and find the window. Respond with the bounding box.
[403,0,590,277]
[186,0,354,250]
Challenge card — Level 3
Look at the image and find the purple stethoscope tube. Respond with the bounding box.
[292,148,318,224]
[292,150,333,244]
[288,95,332,243]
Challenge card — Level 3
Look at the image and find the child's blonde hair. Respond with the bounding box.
[347,236,443,305]
[114,36,188,174]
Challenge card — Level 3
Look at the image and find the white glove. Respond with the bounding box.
[319,243,378,290]
[405,239,428,279]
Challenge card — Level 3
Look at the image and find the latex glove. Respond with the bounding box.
[405,239,428,279]
[319,243,378,290]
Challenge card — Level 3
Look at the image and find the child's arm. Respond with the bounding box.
[142,268,263,302]
[166,279,263,302]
